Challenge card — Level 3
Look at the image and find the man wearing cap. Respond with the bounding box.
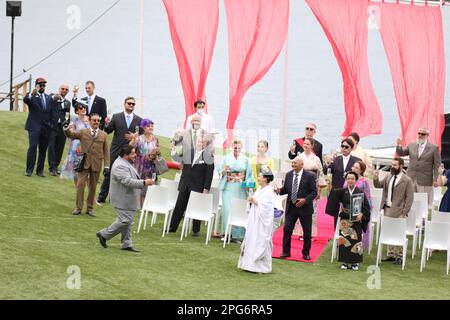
[72,80,107,129]
[23,77,54,177]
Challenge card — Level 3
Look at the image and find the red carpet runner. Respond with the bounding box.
[272,198,334,263]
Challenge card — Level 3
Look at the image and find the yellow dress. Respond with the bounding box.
[250,156,274,188]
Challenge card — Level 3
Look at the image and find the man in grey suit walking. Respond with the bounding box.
[96,145,154,252]
[396,127,441,208]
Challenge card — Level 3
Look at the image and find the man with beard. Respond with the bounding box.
[96,145,154,252]
[373,157,414,265]
[396,128,441,209]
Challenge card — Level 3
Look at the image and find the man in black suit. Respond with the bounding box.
[97,97,143,204]
[23,77,54,177]
[72,80,107,129]
[288,122,323,164]
[277,156,318,260]
[168,133,215,235]
[323,138,361,189]
[47,84,71,176]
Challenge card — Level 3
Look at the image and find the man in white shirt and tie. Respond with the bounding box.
[72,80,108,129]
[374,157,414,265]
[396,127,441,209]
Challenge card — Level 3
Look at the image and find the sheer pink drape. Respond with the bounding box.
[223,0,289,147]
[377,3,445,149]
[163,0,219,127]
[306,0,382,138]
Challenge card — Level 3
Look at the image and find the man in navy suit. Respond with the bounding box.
[277,156,318,260]
[72,80,107,129]
[23,77,54,177]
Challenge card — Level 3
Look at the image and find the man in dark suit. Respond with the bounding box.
[47,84,71,176]
[288,123,323,164]
[277,156,318,260]
[97,97,143,204]
[23,77,54,177]
[168,132,215,235]
[323,138,361,189]
[72,80,107,129]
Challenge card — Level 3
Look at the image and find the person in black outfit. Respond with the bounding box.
[288,122,323,165]
[97,97,143,204]
[276,156,318,260]
[72,80,107,129]
[48,84,71,176]
[168,133,215,236]
[23,77,54,177]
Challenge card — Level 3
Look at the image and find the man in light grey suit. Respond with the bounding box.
[96,145,154,252]
[396,127,441,208]
[374,157,414,265]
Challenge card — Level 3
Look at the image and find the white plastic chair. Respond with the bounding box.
[431,211,450,224]
[370,187,383,200]
[180,191,214,245]
[420,221,450,275]
[433,186,442,209]
[330,217,341,262]
[160,178,179,209]
[211,177,220,189]
[174,172,181,182]
[368,195,382,254]
[376,216,408,270]
[136,186,174,237]
[210,187,222,236]
[405,207,420,259]
[223,198,248,248]
[414,192,429,247]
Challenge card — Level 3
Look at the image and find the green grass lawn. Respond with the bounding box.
[0,111,449,300]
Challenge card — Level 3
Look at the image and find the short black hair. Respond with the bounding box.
[341,138,354,149]
[194,100,205,108]
[345,171,358,180]
[393,157,404,167]
[89,113,100,120]
[348,132,360,143]
[120,145,135,157]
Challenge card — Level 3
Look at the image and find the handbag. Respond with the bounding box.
[73,153,86,172]
[154,156,169,175]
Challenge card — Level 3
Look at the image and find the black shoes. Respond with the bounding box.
[395,257,403,265]
[382,256,396,262]
[279,252,290,258]
[72,210,81,215]
[303,255,311,261]
[121,247,140,252]
[36,172,45,177]
[96,232,108,248]
[86,211,96,217]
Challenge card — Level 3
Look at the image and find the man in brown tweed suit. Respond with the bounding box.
[64,113,110,216]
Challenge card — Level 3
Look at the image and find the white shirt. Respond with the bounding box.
[192,149,204,167]
[191,129,199,146]
[292,169,303,195]
[342,154,351,172]
[124,112,134,129]
[87,94,96,113]
[90,128,98,138]
[386,173,403,207]
[418,140,427,159]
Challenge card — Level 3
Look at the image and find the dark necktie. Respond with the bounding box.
[292,173,299,203]
[92,130,97,138]
[391,175,397,202]
[41,94,46,110]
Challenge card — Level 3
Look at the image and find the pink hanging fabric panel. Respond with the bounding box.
[163,0,219,126]
[223,0,289,147]
[306,0,382,138]
[377,2,445,149]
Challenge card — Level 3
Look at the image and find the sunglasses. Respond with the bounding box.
[418,132,428,136]
[91,119,100,122]
[127,102,136,106]
[341,144,350,149]
[38,83,46,87]
[305,127,315,131]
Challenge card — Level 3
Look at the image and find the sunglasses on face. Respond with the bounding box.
[305,127,315,131]
[91,119,100,123]
[418,132,428,136]
[341,145,350,149]
[127,102,136,106]
[38,84,46,87]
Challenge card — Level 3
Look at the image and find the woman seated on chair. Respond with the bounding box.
[238,166,276,274]
[326,171,370,271]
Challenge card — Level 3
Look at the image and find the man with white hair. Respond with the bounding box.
[396,127,441,208]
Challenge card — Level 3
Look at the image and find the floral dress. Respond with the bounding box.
[60,117,90,180]
[134,135,159,195]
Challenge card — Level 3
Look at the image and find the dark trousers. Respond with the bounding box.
[48,128,67,171]
[97,154,118,202]
[283,208,312,256]
[169,188,201,233]
[26,129,50,174]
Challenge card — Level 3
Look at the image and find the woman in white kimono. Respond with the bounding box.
[238,166,276,274]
